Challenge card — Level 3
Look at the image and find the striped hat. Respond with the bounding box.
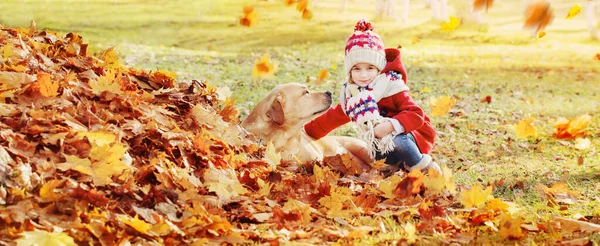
[344,20,387,76]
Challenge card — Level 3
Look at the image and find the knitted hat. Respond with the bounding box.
[344,20,387,76]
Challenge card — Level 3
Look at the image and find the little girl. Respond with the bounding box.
[304,19,441,175]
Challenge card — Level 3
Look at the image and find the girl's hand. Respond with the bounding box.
[373,121,394,139]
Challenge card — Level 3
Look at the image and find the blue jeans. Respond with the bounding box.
[375,133,424,169]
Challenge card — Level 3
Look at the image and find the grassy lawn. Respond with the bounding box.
[2,0,600,243]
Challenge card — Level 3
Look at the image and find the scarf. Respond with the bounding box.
[340,70,409,159]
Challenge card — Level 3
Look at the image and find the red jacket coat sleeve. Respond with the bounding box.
[303,103,350,140]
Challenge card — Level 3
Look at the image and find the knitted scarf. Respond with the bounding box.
[340,71,409,159]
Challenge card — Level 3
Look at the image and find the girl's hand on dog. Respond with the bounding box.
[373,121,394,139]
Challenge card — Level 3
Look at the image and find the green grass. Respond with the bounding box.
[2,0,600,243]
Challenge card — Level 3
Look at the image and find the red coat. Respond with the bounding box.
[304,48,436,154]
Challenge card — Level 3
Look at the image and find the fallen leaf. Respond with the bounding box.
[553,114,592,139]
[460,184,493,208]
[514,117,537,139]
[573,138,591,150]
[499,213,525,239]
[15,230,76,246]
[121,215,152,234]
[36,73,59,97]
[315,69,328,85]
[430,96,456,116]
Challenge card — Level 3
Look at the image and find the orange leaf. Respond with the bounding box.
[240,6,258,27]
[302,9,313,20]
[594,53,600,61]
[553,114,592,139]
[296,0,308,12]
[523,0,554,32]
[315,69,328,85]
[36,73,59,97]
[473,0,493,12]
[284,0,296,6]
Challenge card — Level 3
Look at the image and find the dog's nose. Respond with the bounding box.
[325,91,332,97]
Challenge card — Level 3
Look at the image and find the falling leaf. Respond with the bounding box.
[315,69,328,85]
[537,31,546,38]
[566,4,582,19]
[252,54,277,78]
[441,16,461,33]
[474,0,494,12]
[296,0,308,12]
[302,9,313,20]
[429,96,456,116]
[460,184,493,208]
[594,53,600,61]
[121,215,152,234]
[284,0,296,6]
[411,37,421,44]
[15,230,76,246]
[514,117,537,139]
[524,0,554,33]
[573,138,591,150]
[36,73,59,97]
[499,213,525,239]
[240,6,258,27]
[553,114,592,139]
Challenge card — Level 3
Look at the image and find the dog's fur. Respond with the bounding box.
[241,83,372,167]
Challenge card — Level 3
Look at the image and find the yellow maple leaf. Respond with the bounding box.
[98,47,121,69]
[88,142,131,186]
[89,70,121,95]
[15,230,76,246]
[553,114,592,139]
[240,6,258,27]
[77,131,118,146]
[252,54,277,78]
[498,213,524,239]
[36,73,59,97]
[441,16,461,33]
[514,117,537,139]
[378,174,403,199]
[264,141,281,170]
[460,184,493,208]
[573,138,591,150]
[424,165,455,195]
[429,96,456,116]
[39,179,66,202]
[319,195,344,218]
[486,198,509,212]
[566,3,581,19]
[204,165,248,201]
[121,215,152,234]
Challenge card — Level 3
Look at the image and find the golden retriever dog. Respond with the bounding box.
[241,83,372,168]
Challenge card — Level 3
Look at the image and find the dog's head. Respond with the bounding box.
[242,83,332,135]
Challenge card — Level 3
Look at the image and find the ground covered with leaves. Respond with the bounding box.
[1,20,600,245]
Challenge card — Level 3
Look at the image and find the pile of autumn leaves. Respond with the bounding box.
[0,23,598,246]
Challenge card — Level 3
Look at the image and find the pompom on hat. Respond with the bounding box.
[344,20,387,76]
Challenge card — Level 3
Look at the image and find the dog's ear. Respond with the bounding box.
[266,95,285,125]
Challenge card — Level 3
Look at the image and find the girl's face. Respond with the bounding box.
[350,63,379,87]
